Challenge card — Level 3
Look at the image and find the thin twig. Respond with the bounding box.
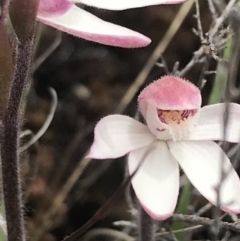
[207,0,218,20]
[81,228,134,241]
[171,214,240,233]
[33,31,62,72]
[177,48,205,77]
[195,0,204,42]
[195,203,213,216]
[20,88,58,152]
[209,0,237,38]
[156,225,204,237]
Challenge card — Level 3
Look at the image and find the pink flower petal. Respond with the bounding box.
[138,76,201,118]
[37,5,151,48]
[189,103,240,142]
[88,115,155,159]
[168,140,240,213]
[128,142,179,220]
[38,0,72,17]
[74,0,186,10]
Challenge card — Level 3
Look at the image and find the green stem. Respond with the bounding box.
[208,36,233,104]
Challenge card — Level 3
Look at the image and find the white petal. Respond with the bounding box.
[88,115,155,159]
[75,0,186,10]
[189,103,240,142]
[128,142,179,220]
[168,140,240,213]
[37,5,151,48]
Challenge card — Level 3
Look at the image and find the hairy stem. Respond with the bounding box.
[1,35,34,241]
[136,203,157,241]
[1,0,40,239]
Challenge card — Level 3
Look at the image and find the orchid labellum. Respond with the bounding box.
[89,76,240,220]
[37,0,186,48]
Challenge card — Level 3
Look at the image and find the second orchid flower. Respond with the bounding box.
[37,0,187,48]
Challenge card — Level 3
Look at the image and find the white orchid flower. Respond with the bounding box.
[89,76,240,220]
[37,0,186,48]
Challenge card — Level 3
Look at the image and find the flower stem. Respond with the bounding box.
[1,35,34,241]
[1,0,39,239]
[136,202,157,241]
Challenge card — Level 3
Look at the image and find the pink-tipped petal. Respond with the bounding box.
[138,76,201,118]
[188,103,240,143]
[38,0,73,17]
[168,140,240,213]
[128,141,179,220]
[88,115,155,159]
[37,5,151,48]
[74,0,186,10]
